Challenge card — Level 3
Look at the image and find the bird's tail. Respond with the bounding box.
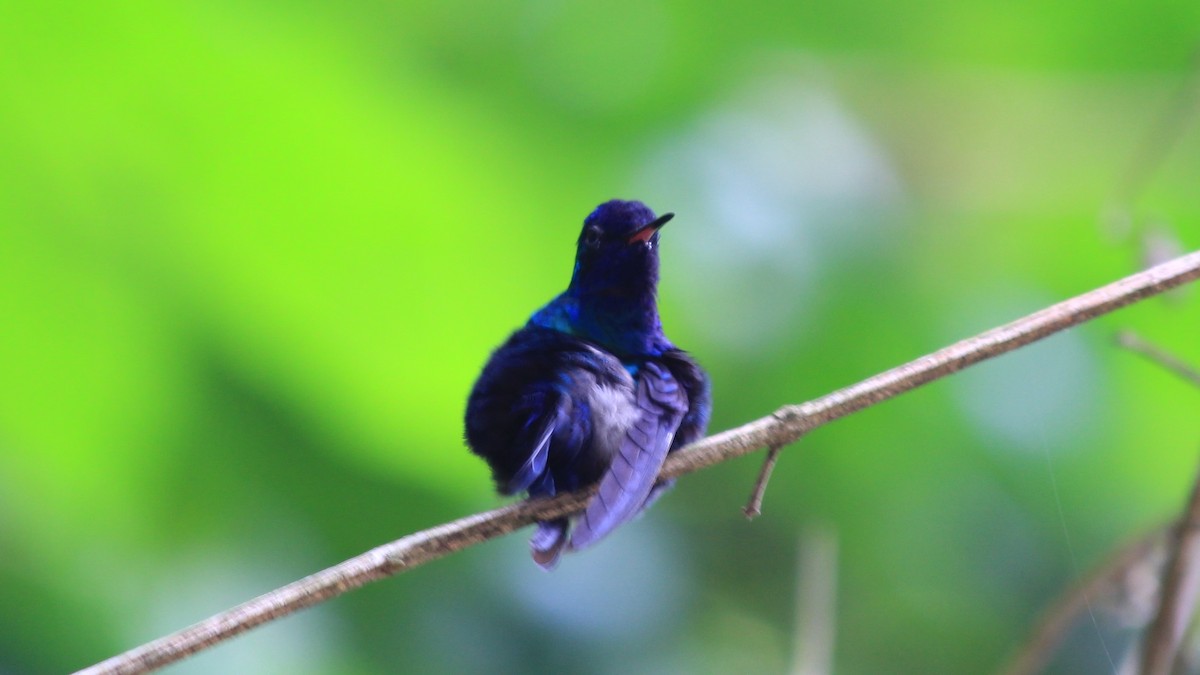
[530,518,569,570]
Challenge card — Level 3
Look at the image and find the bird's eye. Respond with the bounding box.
[583,229,601,247]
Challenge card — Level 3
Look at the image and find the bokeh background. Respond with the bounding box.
[3,2,1200,673]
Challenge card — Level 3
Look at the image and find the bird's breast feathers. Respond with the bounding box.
[578,377,639,463]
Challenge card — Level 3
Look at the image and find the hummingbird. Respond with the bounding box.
[465,199,711,569]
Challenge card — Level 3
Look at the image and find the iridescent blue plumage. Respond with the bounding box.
[465,200,711,568]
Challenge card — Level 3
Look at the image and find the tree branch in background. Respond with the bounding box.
[791,527,839,675]
[1141,459,1200,675]
[77,250,1200,675]
[1109,48,1200,215]
[1113,326,1200,673]
[999,525,1169,675]
[1116,330,1200,388]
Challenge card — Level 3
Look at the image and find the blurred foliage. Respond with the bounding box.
[1,1,1199,673]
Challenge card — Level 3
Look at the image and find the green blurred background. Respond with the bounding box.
[2,1,1199,673]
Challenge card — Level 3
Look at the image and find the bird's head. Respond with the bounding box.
[568,199,673,298]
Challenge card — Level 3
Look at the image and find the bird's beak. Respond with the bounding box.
[627,212,674,244]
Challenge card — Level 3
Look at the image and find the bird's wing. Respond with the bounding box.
[504,390,574,569]
[661,348,712,448]
[514,413,572,569]
[569,361,687,551]
[504,395,561,495]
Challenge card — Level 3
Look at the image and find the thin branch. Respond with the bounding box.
[1141,455,1200,675]
[999,524,1169,675]
[744,444,784,519]
[1115,330,1200,389]
[77,250,1200,675]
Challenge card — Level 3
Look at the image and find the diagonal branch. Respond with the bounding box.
[76,250,1200,675]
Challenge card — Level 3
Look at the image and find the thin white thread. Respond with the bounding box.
[1041,434,1118,674]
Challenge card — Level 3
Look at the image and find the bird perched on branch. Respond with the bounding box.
[465,199,711,569]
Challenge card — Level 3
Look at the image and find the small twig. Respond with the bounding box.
[1115,331,1200,389]
[999,525,1169,675]
[744,444,784,519]
[77,250,1200,675]
[1140,455,1200,675]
